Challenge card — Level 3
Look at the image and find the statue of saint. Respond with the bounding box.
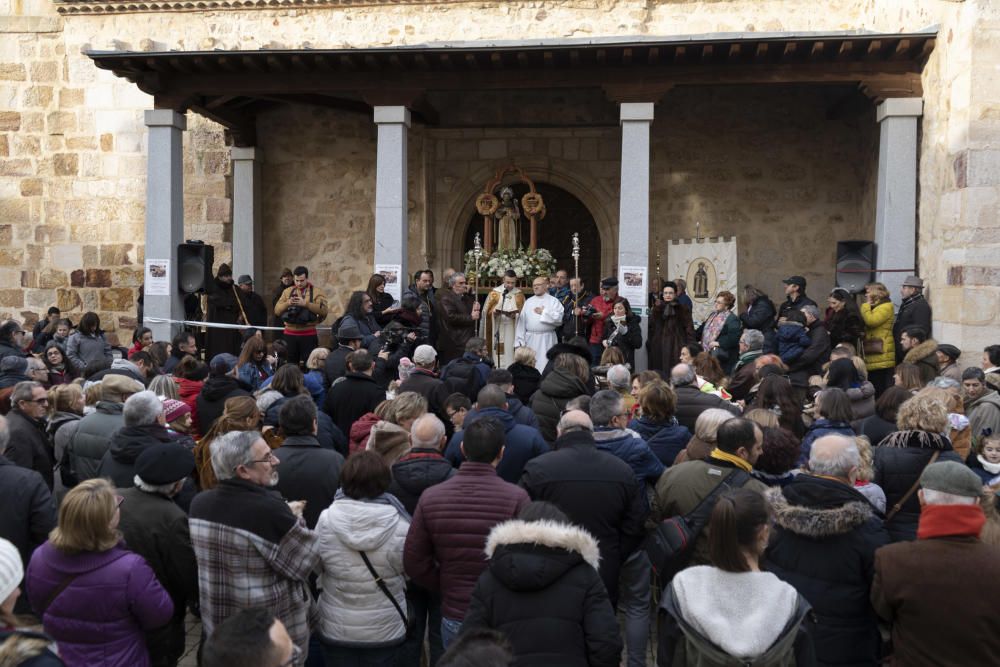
[494,186,520,251]
[693,262,710,299]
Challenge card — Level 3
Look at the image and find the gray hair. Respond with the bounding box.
[0,415,8,455]
[210,430,262,481]
[740,329,765,352]
[148,375,180,400]
[606,365,631,390]
[557,410,593,434]
[590,390,624,427]
[123,390,164,427]
[800,305,820,321]
[447,272,467,287]
[25,356,46,372]
[410,413,445,449]
[670,364,696,388]
[922,488,977,506]
[11,381,42,406]
[808,435,860,478]
[928,376,960,390]
[133,474,181,496]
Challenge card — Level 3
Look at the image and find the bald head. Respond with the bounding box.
[557,410,593,436]
[670,363,696,387]
[410,413,446,451]
[808,434,860,481]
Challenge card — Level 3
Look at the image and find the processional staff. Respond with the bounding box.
[571,233,581,333]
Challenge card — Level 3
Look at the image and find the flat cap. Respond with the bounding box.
[920,461,983,499]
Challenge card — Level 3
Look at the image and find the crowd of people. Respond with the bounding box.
[1,264,1000,667]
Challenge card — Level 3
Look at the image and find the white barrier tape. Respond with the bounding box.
[143,317,289,332]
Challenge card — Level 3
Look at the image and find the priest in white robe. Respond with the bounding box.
[516,276,565,371]
[482,270,524,368]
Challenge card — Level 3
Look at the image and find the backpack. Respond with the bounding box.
[443,357,483,402]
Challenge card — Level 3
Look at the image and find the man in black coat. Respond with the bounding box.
[323,321,363,389]
[323,350,386,437]
[892,275,933,364]
[237,275,270,328]
[0,414,56,613]
[787,305,832,402]
[117,442,199,667]
[272,396,344,530]
[98,390,175,488]
[196,354,252,436]
[670,364,740,432]
[776,275,818,321]
[519,410,647,607]
[765,434,890,666]
[5,381,54,490]
[205,263,243,359]
[398,345,452,431]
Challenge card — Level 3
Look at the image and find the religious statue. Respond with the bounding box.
[693,262,710,298]
[494,186,521,251]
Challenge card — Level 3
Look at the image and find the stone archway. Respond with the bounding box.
[461,182,603,290]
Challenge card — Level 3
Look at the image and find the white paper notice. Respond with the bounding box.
[145,259,171,296]
[375,264,403,302]
[618,265,647,314]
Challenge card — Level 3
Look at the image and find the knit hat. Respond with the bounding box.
[0,356,27,375]
[101,374,145,401]
[0,537,23,605]
[162,399,192,423]
[135,442,196,485]
[366,421,411,465]
[920,461,983,499]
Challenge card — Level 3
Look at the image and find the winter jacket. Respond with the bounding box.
[237,360,274,393]
[173,377,203,434]
[4,410,54,490]
[740,296,777,353]
[777,293,819,321]
[194,375,251,436]
[463,519,623,667]
[87,360,148,388]
[97,423,175,488]
[859,301,895,372]
[441,353,492,402]
[464,395,540,431]
[729,350,763,401]
[799,419,855,466]
[530,369,590,443]
[788,322,832,389]
[852,414,897,448]
[601,311,643,369]
[323,372,386,440]
[274,282,329,334]
[0,340,27,363]
[764,476,889,666]
[891,294,932,363]
[673,385,740,433]
[444,408,548,484]
[586,295,630,346]
[27,542,174,667]
[404,462,529,620]
[335,313,382,353]
[843,381,876,421]
[116,486,199,666]
[0,457,56,612]
[349,413,381,457]
[508,362,541,405]
[323,344,355,388]
[776,322,811,365]
[272,434,344,529]
[389,448,456,515]
[825,307,865,349]
[592,427,665,485]
[519,430,648,606]
[65,331,112,376]
[67,401,124,484]
[696,311,742,373]
[902,338,940,385]
[316,497,410,647]
[873,430,962,541]
[647,301,695,374]
[658,566,816,667]
[0,628,64,666]
[627,416,692,467]
[434,287,477,366]
[398,368,452,427]
[262,394,347,457]
[966,390,1000,449]
[189,478,321,655]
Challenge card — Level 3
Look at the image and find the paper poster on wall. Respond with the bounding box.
[667,237,739,325]
[145,259,171,296]
[618,266,647,314]
[375,264,403,302]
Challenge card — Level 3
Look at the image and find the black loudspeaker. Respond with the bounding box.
[835,241,875,294]
[178,242,215,294]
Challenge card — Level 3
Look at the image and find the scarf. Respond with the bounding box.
[334,488,411,521]
[709,448,752,472]
[978,455,1000,475]
[916,503,985,540]
[700,310,727,348]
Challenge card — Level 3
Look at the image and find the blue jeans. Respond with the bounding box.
[619,549,652,667]
[440,617,463,649]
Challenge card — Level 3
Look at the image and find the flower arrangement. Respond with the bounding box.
[464,246,557,282]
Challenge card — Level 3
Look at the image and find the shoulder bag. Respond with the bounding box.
[885,450,940,522]
[359,550,415,639]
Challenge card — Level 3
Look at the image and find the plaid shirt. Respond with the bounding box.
[189,480,320,663]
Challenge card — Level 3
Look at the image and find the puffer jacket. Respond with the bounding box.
[444,407,549,484]
[592,427,665,485]
[97,423,177,488]
[628,416,692,466]
[403,462,529,620]
[27,542,174,667]
[463,519,622,667]
[315,497,410,647]
[349,412,381,456]
[845,381,876,421]
[194,375,251,437]
[967,390,1000,449]
[798,419,855,466]
[530,369,590,442]
[739,296,777,353]
[873,430,962,542]
[68,401,124,483]
[389,448,456,515]
[464,395,540,431]
[65,331,112,375]
[859,301,895,371]
[764,476,890,667]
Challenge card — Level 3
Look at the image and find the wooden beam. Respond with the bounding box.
[701,44,714,64]
[647,47,659,65]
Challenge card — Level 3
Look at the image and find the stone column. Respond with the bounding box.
[874,98,923,304]
[618,102,654,370]
[143,110,186,342]
[230,147,263,283]
[373,106,410,300]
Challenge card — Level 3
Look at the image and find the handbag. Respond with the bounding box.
[885,451,940,522]
[359,550,416,639]
[644,469,750,580]
[862,337,884,356]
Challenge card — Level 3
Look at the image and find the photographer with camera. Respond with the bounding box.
[564,276,594,341]
[274,266,328,368]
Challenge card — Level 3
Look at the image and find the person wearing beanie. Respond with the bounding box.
[117,442,198,667]
[872,461,1000,665]
[162,398,193,437]
[0,537,64,666]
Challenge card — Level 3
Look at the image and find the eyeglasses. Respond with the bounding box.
[277,644,303,667]
[246,452,279,467]
[446,410,464,420]
[24,397,49,405]
[115,495,125,508]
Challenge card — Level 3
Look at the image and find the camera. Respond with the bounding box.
[381,324,423,352]
[580,304,597,317]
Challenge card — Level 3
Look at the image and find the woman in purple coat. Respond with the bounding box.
[27,478,174,667]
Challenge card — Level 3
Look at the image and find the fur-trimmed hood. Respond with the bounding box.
[485,519,601,593]
[766,476,876,538]
[903,338,939,366]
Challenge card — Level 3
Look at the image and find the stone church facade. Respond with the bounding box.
[0,0,997,357]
